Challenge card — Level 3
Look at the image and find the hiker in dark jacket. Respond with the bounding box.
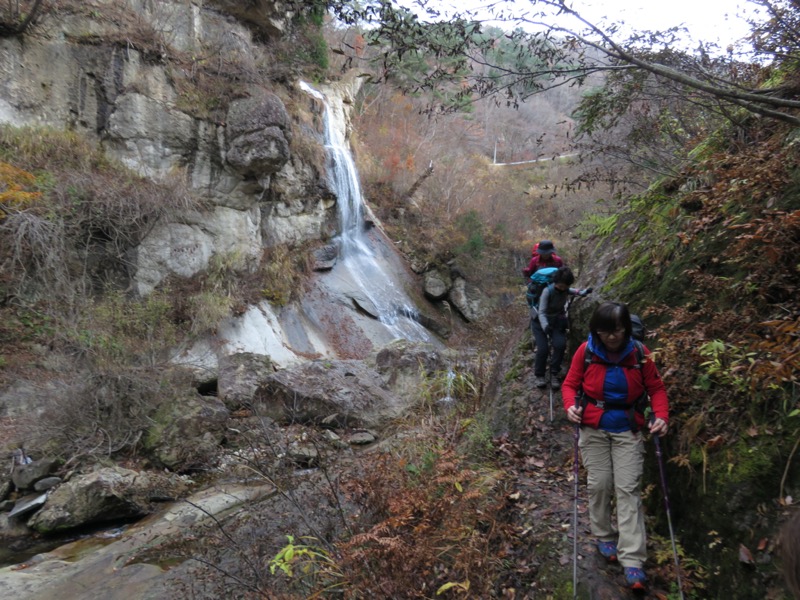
[780,511,800,599]
[530,266,588,389]
[522,239,564,278]
[561,301,669,592]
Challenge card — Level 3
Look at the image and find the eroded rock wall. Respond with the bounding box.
[0,0,335,296]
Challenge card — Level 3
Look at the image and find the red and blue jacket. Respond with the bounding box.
[561,335,669,431]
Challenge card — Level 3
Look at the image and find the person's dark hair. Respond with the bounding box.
[553,266,575,286]
[589,301,633,340]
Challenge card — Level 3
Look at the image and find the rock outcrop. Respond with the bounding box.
[254,359,410,428]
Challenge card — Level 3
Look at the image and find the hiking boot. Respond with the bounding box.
[535,376,547,388]
[550,379,561,390]
[596,540,618,562]
[624,567,647,591]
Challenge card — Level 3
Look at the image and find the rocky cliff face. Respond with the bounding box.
[0,0,330,292]
[0,0,443,375]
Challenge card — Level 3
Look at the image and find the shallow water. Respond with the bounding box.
[0,521,133,569]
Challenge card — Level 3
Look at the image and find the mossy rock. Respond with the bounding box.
[142,394,229,471]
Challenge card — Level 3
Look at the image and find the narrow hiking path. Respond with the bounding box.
[494,327,680,599]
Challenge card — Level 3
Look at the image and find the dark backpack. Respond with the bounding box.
[631,313,646,342]
[526,267,558,307]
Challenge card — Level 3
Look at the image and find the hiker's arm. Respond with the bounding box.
[538,287,551,331]
[561,344,585,411]
[569,287,593,296]
[643,355,669,430]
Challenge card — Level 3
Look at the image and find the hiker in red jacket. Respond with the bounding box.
[522,240,564,278]
[561,301,669,592]
[780,511,800,598]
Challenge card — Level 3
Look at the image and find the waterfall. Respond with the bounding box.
[301,82,431,342]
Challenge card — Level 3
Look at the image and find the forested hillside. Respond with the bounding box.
[321,1,800,597]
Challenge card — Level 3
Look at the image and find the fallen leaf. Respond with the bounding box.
[757,538,768,551]
[739,543,754,565]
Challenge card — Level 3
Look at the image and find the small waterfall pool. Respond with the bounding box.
[301,81,432,343]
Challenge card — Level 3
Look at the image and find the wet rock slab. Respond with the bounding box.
[0,484,276,600]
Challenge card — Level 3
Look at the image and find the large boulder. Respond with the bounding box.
[311,244,339,271]
[218,352,274,410]
[254,360,408,428]
[225,89,291,180]
[424,268,452,301]
[142,395,230,471]
[371,339,454,402]
[27,467,150,533]
[449,276,490,322]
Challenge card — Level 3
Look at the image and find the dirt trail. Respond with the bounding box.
[495,334,679,599]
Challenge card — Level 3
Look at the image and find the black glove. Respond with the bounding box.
[580,287,593,297]
[544,325,552,335]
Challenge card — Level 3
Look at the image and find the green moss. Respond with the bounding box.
[504,361,521,382]
[143,401,172,451]
[718,438,780,485]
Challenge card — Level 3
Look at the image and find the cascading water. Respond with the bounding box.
[301,82,432,342]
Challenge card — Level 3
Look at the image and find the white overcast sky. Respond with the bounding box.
[415,0,758,48]
[576,0,753,45]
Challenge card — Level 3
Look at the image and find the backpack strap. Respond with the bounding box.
[581,340,649,431]
[583,340,645,369]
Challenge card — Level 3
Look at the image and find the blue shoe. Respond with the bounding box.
[624,567,647,591]
[596,540,618,562]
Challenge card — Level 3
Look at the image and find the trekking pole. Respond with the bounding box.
[559,288,592,425]
[548,355,554,423]
[652,425,685,600]
[572,396,581,599]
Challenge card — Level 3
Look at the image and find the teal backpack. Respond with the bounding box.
[526,267,558,308]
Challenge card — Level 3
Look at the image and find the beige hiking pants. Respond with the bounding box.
[579,427,647,568]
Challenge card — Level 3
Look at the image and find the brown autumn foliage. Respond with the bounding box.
[337,447,509,597]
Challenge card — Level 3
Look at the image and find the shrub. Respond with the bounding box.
[0,125,202,308]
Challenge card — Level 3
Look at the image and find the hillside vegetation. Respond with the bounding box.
[317,2,800,597]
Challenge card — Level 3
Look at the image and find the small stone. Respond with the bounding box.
[288,445,319,468]
[323,430,348,449]
[0,480,13,501]
[348,431,376,445]
[34,477,62,492]
[11,458,60,490]
[323,430,340,441]
[7,492,47,519]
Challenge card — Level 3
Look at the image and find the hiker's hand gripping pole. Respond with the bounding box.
[566,401,583,424]
[649,416,668,436]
